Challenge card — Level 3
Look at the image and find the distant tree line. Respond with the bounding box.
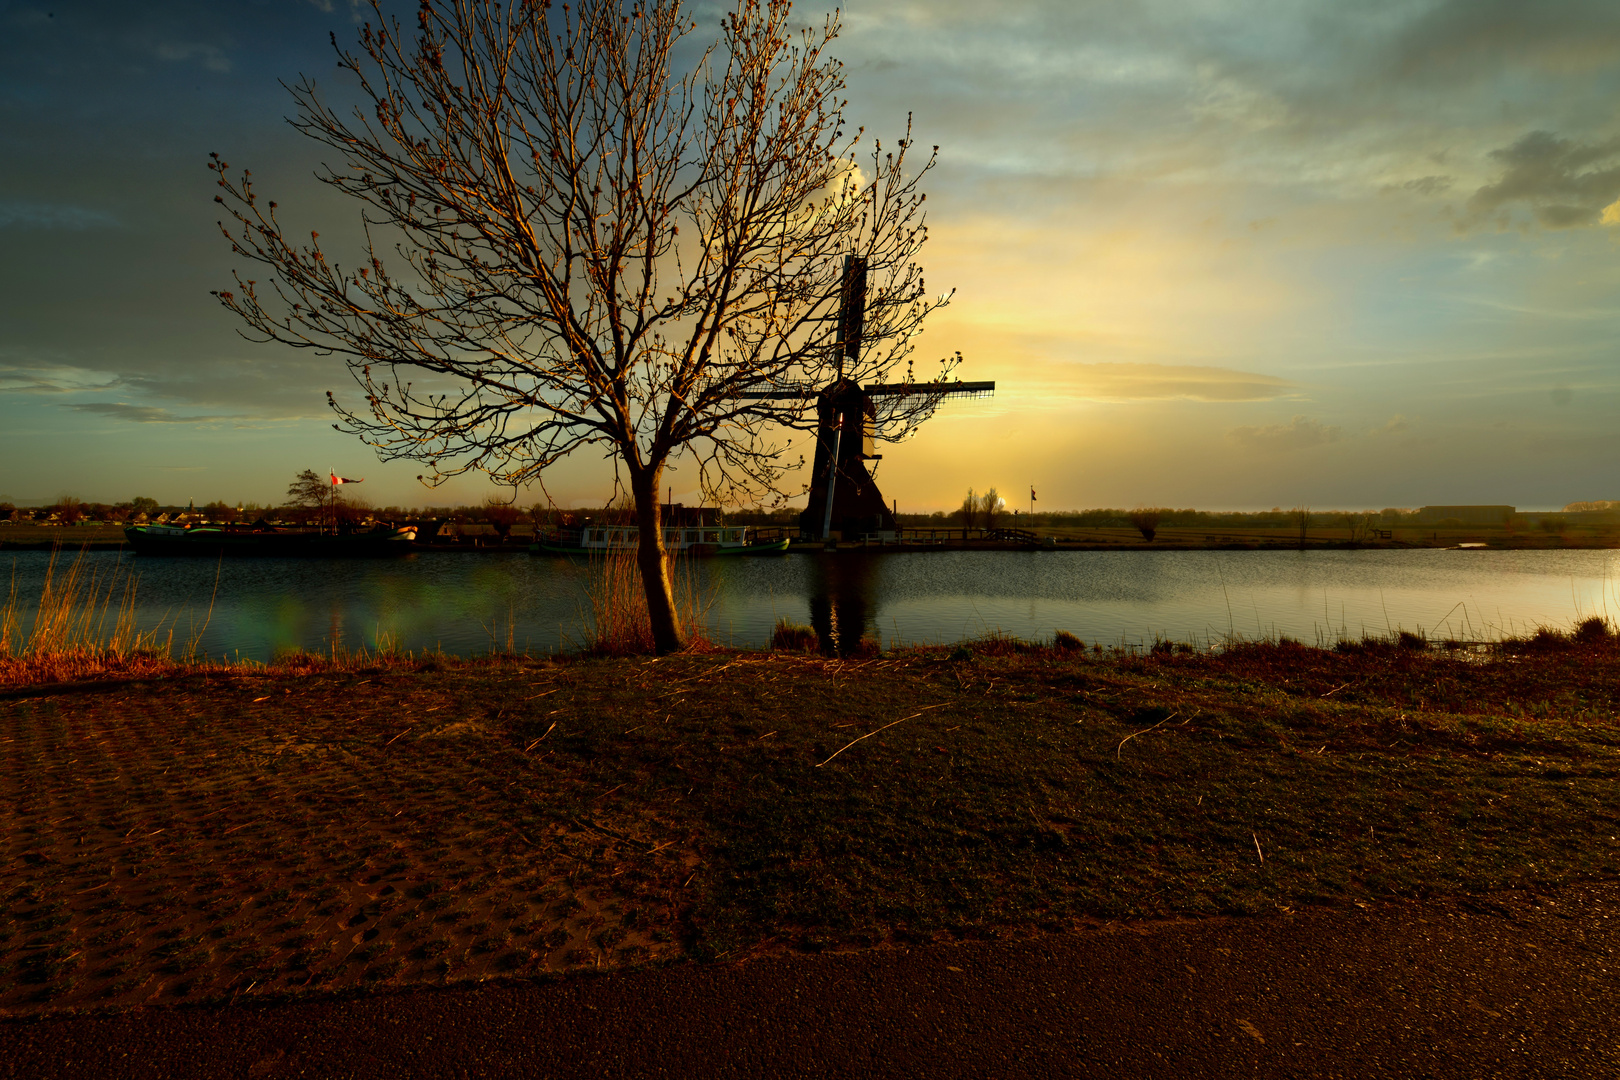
[0,496,1438,535]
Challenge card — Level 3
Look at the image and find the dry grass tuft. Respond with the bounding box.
[770,619,818,652]
[584,547,710,655]
[0,547,179,686]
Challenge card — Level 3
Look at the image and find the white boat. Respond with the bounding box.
[530,524,789,556]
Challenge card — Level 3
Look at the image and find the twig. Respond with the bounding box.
[815,703,948,767]
[383,726,411,747]
[1253,832,1264,864]
[1116,711,1181,759]
[675,662,739,684]
[1319,683,1350,698]
[525,721,558,752]
[570,816,642,845]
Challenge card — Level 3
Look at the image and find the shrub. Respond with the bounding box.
[848,633,883,658]
[1531,626,1568,648]
[483,497,524,540]
[1128,508,1160,541]
[1052,630,1083,652]
[770,619,818,652]
[1573,616,1612,644]
[969,630,1034,656]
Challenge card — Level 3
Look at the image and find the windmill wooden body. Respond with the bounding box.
[743,257,994,539]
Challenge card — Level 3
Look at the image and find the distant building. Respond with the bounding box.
[662,503,723,527]
[1413,505,1515,526]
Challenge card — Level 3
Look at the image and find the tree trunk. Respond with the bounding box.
[631,469,683,654]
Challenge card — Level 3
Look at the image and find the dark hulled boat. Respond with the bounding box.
[123,522,418,557]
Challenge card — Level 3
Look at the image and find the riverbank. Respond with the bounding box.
[8,522,1620,551]
[3,635,1617,1019]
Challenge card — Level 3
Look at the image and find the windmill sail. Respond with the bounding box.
[864,380,995,402]
[837,256,867,370]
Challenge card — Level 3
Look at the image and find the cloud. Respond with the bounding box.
[0,353,333,421]
[1400,176,1452,197]
[1389,0,1620,83]
[1227,414,1342,452]
[1371,414,1411,435]
[151,40,230,73]
[1466,130,1620,229]
[64,403,244,424]
[0,202,119,231]
[0,363,122,393]
[1051,362,1297,403]
[303,0,369,18]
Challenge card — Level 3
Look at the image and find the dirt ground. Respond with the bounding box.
[2,881,1615,1079]
[4,641,1618,1024]
[0,666,696,1014]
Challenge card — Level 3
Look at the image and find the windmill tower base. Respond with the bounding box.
[799,458,898,540]
[800,379,899,540]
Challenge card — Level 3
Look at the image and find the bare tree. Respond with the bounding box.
[979,487,1001,532]
[53,494,85,526]
[1128,507,1160,542]
[287,469,328,524]
[1293,505,1310,548]
[483,495,523,540]
[960,488,977,539]
[335,491,374,526]
[211,0,957,652]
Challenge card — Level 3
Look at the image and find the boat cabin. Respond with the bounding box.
[577,525,752,550]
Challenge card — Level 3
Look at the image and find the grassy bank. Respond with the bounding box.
[3,634,1618,1017]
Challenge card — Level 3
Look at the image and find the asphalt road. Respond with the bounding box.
[3,884,1615,1079]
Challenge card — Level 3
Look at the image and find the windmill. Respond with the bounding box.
[742,256,994,540]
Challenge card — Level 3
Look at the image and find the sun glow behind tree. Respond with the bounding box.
[211,0,964,650]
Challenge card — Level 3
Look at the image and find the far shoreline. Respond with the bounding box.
[4,522,1619,553]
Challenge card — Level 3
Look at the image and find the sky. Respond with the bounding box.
[3,0,1620,513]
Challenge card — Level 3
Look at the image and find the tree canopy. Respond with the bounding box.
[286,469,328,511]
[212,0,959,651]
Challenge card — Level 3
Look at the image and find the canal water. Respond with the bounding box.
[5,547,1619,662]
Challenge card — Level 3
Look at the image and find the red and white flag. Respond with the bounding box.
[331,474,363,486]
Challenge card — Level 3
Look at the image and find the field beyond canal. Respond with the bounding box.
[3,635,1619,1019]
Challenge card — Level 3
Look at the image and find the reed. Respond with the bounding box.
[583,547,710,655]
[0,546,174,684]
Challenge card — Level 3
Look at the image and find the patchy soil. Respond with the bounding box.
[0,664,697,1014]
[3,640,1619,1019]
